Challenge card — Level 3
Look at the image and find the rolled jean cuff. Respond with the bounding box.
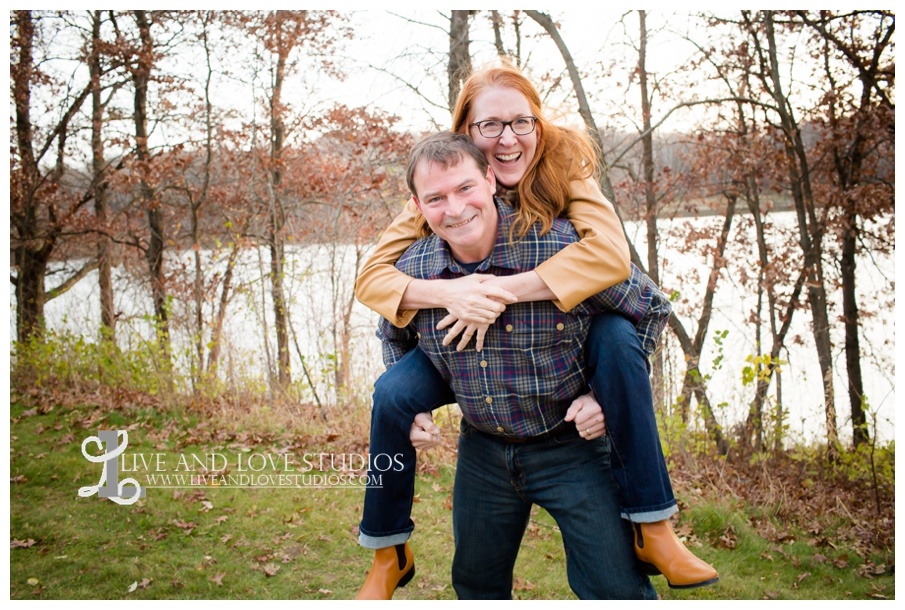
[358,528,412,550]
[621,501,679,523]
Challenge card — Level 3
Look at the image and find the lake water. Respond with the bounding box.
[13,212,895,444]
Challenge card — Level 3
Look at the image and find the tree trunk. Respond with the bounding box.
[269,15,292,389]
[91,10,116,340]
[761,11,837,453]
[448,11,472,112]
[638,11,664,408]
[12,10,48,345]
[132,10,170,358]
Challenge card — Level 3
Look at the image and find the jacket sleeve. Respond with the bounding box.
[533,178,632,312]
[354,197,421,328]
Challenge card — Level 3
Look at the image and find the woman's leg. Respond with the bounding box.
[586,312,677,521]
[360,346,456,546]
[357,346,456,600]
[587,313,718,589]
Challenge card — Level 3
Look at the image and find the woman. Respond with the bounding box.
[355,63,717,599]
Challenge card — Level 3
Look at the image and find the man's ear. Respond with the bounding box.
[412,196,422,211]
[485,166,496,191]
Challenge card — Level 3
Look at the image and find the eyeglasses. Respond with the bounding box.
[469,116,538,138]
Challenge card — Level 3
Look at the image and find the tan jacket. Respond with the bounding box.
[354,178,631,328]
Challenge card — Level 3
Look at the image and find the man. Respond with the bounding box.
[363,132,667,599]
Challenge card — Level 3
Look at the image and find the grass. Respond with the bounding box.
[9,398,895,600]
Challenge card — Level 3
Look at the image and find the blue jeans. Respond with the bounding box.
[359,312,676,549]
[586,313,677,521]
[359,346,456,548]
[452,419,657,599]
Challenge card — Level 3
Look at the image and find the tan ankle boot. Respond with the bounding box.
[633,520,719,589]
[355,542,415,600]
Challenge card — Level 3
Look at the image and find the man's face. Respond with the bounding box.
[413,157,498,263]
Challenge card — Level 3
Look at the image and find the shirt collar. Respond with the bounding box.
[426,197,521,276]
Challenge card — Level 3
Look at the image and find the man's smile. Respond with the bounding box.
[446,215,477,229]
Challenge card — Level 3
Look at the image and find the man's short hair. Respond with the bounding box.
[406,131,489,198]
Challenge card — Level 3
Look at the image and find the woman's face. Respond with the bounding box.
[468,86,539,188]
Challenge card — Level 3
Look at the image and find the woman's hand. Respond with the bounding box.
[438,318,492,352]
[564,391,607,440]
[434,274,517,351]
[441,274,518,322]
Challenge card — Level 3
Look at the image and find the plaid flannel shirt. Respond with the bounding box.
[377,198,671,439]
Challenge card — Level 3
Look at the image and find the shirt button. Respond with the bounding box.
[505,324,514,332]
[485,396,493,404]
[556,323,564,331]
[480,360,487,368]
[496,427,504,433]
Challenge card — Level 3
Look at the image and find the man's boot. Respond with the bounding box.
[355,542,415,600]
[633,521,719,589]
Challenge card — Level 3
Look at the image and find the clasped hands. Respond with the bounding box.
[410,391,606,449]
[435,274,517,352]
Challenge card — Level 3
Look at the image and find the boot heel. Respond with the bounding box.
[636,559,662,576]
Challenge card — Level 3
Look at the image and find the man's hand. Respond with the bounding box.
[410,412,441,450]
[564,392,606,440]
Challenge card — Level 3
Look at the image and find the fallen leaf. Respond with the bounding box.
[214,516,229,525]
[812,553,827,564]
[444,494,453,510]
[318,588,332,595]
[11,539,37,549]
[718,524,737,550]
[220,534,233,544]
[763,590,779,599]
[209,571,225,586]
[513,576,536,591]
[412,493,421,503]
[127,581,138,593]
[138,578,152,589]
[27,578,39,586]
[431,483,443,493]
[11,475,27,484]
[263,564,280,577]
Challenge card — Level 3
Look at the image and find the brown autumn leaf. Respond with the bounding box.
[760,551,774,562]
[220,534,233,544]
[263,564,280,577]
[432,483,443,493]
[718,524,737,550]
[209,571,225,586]
[763,590,780,599]
[138,578,152,589]
[318,588,333,595]
[812,553,828,564]
[513,577,536,591]
[792,572,810,589]
[834,555,849,569]
[412,493,421,503]
[11,475,27,484]
[444,494,453,510]
[214,516,229,525]
[11,539,37,549]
